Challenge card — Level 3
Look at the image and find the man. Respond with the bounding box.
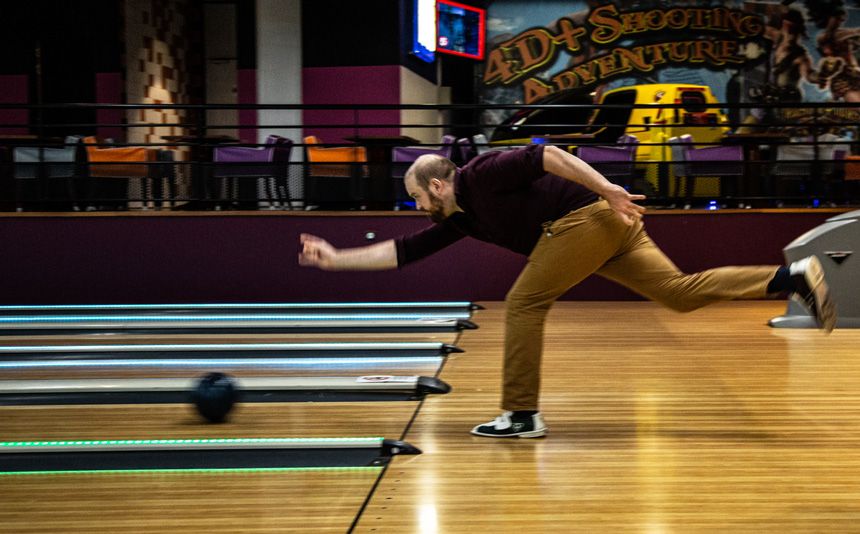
[299,143,836,438]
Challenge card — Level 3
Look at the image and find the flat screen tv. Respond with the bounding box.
[436,0,485,60]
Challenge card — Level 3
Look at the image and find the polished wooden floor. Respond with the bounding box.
[2,302,860,533]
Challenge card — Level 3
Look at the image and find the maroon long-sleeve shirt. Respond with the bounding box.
[394,144,599,267]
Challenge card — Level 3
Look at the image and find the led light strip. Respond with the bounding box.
[0,301,472,311]
[0,342,446,353]
[0,356,443,369]
[0,376,422,393]
[0,437,384,453]
[0,313,468,323]
[0,466,383,476]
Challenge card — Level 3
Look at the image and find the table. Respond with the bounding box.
[0,134,38,141]
[344,135,419,210]
[530,133,595,142]
[162,135,238,209]
[723,132,789,162]
[0,135,64,146]
[0,135,74,211]
[161,134,238,163]
[724,133,789,200]
[530,133,595,151]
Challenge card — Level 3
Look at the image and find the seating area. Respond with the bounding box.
[302,135,370,210]
[391,135,457,208]
[576,134,639,190]
[2,108,859,211]
[771,133,851,203]
[12,135,84,211]
[669,134,745,209]
[212,135,293,210]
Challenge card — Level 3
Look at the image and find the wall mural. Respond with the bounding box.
[482,0,860,134]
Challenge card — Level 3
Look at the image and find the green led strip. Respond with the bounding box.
[0,437,383,448]
[0,466,383,476]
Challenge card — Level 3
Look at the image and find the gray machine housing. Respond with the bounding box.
[770,210,860,329]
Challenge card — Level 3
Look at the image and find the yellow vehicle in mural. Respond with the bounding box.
[490,83,732,196]
[589,83,730,162]
[492,83,731,163]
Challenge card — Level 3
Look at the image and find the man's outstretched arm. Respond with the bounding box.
[542,144,646,226]
[298,233,398,271]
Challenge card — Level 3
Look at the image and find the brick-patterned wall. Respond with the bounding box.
[125,0,201,155]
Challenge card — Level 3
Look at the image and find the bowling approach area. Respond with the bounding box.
[2,298,860,532]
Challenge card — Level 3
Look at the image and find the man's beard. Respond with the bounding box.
[425,192,447,224]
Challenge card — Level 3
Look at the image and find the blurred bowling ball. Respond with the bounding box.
[191,372,239,423]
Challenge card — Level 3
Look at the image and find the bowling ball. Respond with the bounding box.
[191,372,239,423]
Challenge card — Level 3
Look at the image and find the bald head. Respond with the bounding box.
[405,154,456,191]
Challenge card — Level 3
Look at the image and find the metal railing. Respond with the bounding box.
[1,101,858,211]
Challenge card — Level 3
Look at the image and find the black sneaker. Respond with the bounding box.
[470,411,547,438]
[790,255,837,333]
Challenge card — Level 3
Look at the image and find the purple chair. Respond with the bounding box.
[456,137,475,164]
[576,134,639,187]
[213,135,293,209]
[671,134,744,207]
[392,135,457,169]
[391,135,456,207]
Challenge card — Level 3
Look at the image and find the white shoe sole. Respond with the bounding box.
[470,428,547,438]
[793,256,837,333]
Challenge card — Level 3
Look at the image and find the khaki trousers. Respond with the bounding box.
[503,200,779,411]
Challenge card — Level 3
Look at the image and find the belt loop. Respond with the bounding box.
[541,220,553,237]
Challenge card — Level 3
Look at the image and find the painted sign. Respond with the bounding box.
[482,0,860,131]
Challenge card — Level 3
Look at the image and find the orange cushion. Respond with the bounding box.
[845,156,860,181]
[304,137,367,177]
[84,136,156,178]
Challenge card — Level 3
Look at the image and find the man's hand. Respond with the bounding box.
[299,233,339,270]
[298,233,398,271]
[602,183,646,226]
[542,145,645,225]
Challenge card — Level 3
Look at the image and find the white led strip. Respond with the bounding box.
[0,376,421,393]
[0,342,447,354]
[0,437,384,453]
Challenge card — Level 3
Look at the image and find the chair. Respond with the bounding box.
[576,134,639,188]
[472,133,491,155]
[456,137,475,164]
[670,134,745,207]
[213,135,293,210]
[303,136,369,209]
[154,148,177,210]
[12,135,84,210]
[391,135,456,207]
[391,135,456,171]
[83,136,158,210]
[772,133,849,201]
[471,133,521,154]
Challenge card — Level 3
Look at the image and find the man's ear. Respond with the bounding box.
[429,178,444,193]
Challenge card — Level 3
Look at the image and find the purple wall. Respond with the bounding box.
[302,66,402,142]
[237,69,258,144]
[0,210,841,305]
[95,72,123,140]
[0,75,29,135]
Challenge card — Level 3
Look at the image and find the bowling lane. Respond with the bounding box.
[0,301,480,316]
[1,466,380,533]
[0,355,445,380]
[0,333,458,380]
[0,400,419,441]
[0,331,461,346]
